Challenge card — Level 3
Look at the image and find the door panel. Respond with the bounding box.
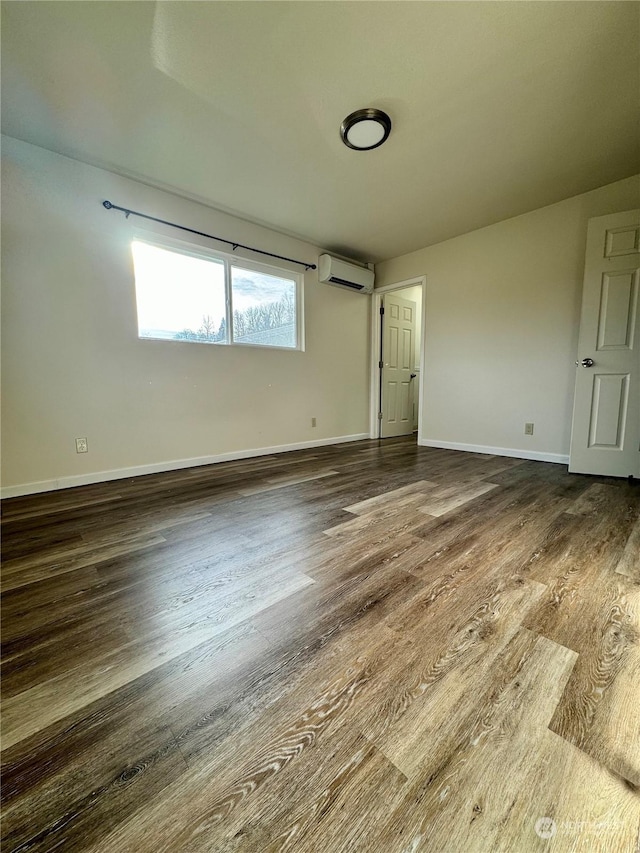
[588,373,629,448]
[381,293,416,438]
[569,210,640,477]
[388,326,399,368]
[387,382,398,420]
[402,328,412,369]
[400,380,411,422]
[596,270,638,350]
[605,225,640,257]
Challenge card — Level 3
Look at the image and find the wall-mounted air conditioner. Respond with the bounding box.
[317,254,374,294]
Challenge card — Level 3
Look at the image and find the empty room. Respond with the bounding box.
[1,1,639,851]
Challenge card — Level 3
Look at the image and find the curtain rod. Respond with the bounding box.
[102,200,317,271]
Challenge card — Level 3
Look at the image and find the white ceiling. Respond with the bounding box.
[2,1,639,261]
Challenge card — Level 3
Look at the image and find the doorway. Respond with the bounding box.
[370,276,426,440]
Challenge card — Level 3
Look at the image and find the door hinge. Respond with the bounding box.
[380,305,385,315]
[378,360,384,369]
[378,412,383,420]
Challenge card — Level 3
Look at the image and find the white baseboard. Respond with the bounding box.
[418,438,569,465]
[0,433,370,499]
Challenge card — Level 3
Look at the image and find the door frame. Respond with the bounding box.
[369,275,427,439]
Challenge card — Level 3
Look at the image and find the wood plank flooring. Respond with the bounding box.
[1,437,639,852]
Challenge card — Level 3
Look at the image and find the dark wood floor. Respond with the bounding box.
[1,437,639,852]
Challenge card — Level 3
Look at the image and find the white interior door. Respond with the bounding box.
[569,209,640,477]
[380,293,416,438]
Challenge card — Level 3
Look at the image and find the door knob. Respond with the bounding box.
[575,358,594,367]
[410,373,417,379]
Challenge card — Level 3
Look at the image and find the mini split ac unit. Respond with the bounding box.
[317,254,374,294]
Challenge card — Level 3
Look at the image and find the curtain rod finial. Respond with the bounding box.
[103,200,113,209]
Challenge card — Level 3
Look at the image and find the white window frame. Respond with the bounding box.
[131,231,305,352]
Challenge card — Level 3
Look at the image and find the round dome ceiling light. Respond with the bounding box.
[340,108,392,151]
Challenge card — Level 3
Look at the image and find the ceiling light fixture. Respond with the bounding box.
[340,108,392,151]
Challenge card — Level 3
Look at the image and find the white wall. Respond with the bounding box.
[375,175,640,462]
[1,137,371,495]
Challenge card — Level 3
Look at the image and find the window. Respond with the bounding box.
[131,239,303,350]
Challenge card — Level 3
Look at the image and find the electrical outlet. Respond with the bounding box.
[75,437,88,453]
[311,417,317,428]
[524,423,534,436]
